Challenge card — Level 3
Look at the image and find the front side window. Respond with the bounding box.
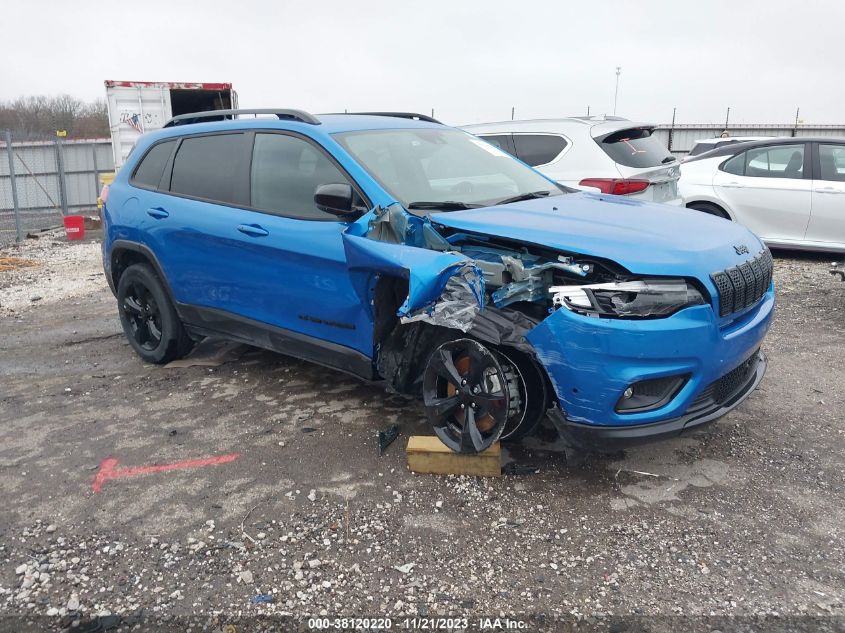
[250,133,356,219]
[818,144,845,182]
[512,134,568,166]
[169,134,245,203]
[745,144,805,179]
[334,128,562,208]
[131,140,176,189]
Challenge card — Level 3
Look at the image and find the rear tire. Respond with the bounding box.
[116,263,193,364]
[687,201,730,220]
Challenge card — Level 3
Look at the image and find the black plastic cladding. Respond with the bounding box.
[710,249,773,317]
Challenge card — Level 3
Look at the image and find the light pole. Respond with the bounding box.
[613,66,622,116]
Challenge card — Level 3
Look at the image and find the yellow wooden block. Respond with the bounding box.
[406,435,501,477]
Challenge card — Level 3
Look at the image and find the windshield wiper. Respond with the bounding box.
[661,156,677,164]
[406,201,480,210]
[495,190,552,205]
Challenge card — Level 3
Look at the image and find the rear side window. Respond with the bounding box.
[250,133,355,219]
[131,140,176,189]
[745,144,805,179]
[818,144,845,182]
[512,134,567,166]
[599,128,674,168]
[170,134,245,204]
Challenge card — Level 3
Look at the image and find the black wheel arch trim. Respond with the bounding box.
[686,200,730,219]
[108,240,179,304]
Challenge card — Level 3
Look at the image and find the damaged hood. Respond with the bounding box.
[430,193,765,277]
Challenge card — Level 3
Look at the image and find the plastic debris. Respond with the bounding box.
[250,594,274,603]
[394,562,415,574]
[378,424,400,455]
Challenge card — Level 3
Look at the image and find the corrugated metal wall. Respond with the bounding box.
[654,124,845,156]
[1,136,113,242]
[0,138,113,212]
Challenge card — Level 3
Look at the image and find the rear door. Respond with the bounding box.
[806,142,845,248]
[712,143,812,241]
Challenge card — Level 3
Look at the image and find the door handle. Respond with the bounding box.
[814,187,845,194]
[237,223,269,237]
[721,182,744,188]
[146,207,169,219]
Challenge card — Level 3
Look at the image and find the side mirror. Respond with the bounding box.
[315,183,357,217]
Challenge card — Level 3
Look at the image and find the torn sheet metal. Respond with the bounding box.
[365,203,451,251]
[343,205,485,324]
[400,262,485,331]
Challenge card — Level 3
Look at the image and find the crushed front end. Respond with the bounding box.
[350,201,775,449]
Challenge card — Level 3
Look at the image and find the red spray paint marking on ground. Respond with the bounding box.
[92,453,240,493]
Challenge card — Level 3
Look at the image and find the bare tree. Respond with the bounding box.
[0,95,109,140]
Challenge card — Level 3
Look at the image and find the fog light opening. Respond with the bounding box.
[615,374,689,413]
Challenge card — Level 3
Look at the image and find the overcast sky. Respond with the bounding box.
[5,0,842,126]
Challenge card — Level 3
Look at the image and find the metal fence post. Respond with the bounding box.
[5,130,23,242]
[92,144,101,196]
[55,135,69,216]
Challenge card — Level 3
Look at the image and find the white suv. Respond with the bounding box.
[462,116,682,206]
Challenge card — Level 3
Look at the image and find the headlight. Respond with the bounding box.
[550,278,705,318]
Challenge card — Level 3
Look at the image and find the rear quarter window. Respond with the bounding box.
[511,134,568,166]
[598,128,674,168]
[131,140,176,189]
[478,135,515,156]
[720,152,746,176]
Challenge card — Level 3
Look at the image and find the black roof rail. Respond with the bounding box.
[350,111,442,124]
[163,108,320,128]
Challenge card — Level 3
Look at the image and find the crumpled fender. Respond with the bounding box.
[342,205,485,328]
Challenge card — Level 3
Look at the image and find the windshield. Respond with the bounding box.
[333,128,564,209]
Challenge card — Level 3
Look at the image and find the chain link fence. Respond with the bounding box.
[0,130,114,244]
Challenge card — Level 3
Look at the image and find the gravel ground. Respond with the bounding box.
[0,236,843,633]
[0,231,102,317]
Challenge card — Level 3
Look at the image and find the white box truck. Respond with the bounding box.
[104,80,237,170]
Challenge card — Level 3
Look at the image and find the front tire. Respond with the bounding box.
[421,337,548,453]
[116,263,193,364]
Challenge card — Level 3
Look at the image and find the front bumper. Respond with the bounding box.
[526,286,774,440]
[548,350,766,448]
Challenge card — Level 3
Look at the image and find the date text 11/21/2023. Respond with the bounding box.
[306,617,529,630]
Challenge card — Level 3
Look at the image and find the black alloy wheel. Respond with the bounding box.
[122,280,163,351]
[116,263,194,364]
[423,338,512,453]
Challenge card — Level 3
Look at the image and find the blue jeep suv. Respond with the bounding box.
[102,109,774,453]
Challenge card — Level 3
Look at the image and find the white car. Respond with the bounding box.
[679,137,845,252]
[462,116,682,206]
[685,136,770,160]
